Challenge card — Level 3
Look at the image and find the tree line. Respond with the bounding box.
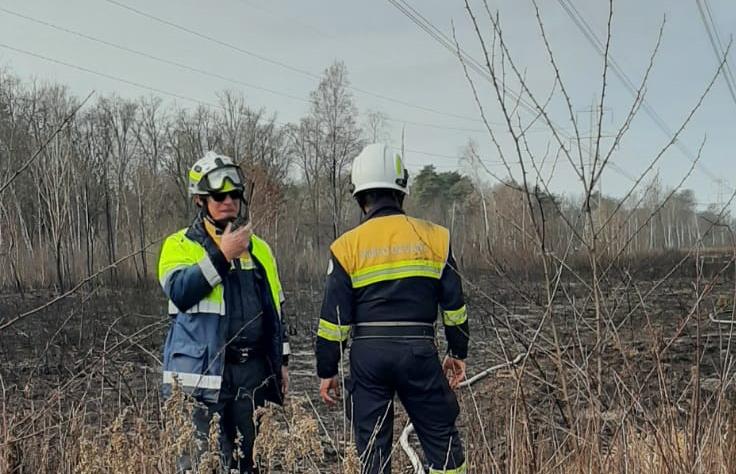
[0,61,731,291]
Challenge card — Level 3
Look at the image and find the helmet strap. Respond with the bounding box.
[234,194,250,228]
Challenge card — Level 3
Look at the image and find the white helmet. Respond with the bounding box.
[188,151,244,196]
[350,143,409,196]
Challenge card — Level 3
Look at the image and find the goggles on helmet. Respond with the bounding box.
[203,166,242,192]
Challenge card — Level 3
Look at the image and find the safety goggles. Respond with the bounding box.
[209,190,243,202]
[203,166,242,192]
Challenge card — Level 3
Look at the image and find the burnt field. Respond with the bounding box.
[2,267,736,472]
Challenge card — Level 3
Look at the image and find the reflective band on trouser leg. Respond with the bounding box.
[350,259,443,288]
[317,319,350,342]
[163,371,223,390]
[442,305,467,326]
[429,462,467,474]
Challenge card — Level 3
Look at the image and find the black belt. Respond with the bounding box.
[225,345,263,364]
[352,322,435,340]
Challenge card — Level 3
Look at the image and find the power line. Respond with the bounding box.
[393,145,506,165]
[696,0,736,107]
[387,0,642,187]
[0,6,310,104]
[0,42,221,109]
[0,40,490,167]
[388,117,484,134]
[556,0,731,190]
[0,39,576,177]
[0,5,507,137]
[237,0,335,40]
[0,4,671,186]
[102,0,320,80]
[703,0,736,97]
[387,0,508,104]
[391,0,730,194]
[101,0,485,124]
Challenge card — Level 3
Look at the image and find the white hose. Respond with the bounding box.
[709,312,736,324]
[399,353,524,473]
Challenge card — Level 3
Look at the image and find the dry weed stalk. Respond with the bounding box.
[254,395,324,472]
[74,379,203,473]
[342,439,361,474]
[196,412,222,473]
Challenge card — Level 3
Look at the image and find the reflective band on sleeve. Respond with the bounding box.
[283,342,291,355]
[198,255,222,286]
[159,264,189,290]
[350,260,443,288]
[429,462,467,474]
[317,318,351,342]
[442,305,467,326]
[162,371,222,390]
[168,299,226,315]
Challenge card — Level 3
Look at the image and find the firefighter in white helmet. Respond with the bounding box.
[316,143,469,473]
[159,151,289,473]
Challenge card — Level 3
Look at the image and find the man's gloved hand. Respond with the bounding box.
[442,355,466,389]
[220,221,252,261]
[319,376,340,407]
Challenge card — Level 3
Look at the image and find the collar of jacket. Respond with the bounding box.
[362,199,405,222]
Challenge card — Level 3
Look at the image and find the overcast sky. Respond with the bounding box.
[0,0,734,208]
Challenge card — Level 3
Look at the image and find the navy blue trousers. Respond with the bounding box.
[179,357,269,473]
[348,339,465,473]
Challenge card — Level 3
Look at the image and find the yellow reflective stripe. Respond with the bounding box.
[429,462,467,474]
[442,305,467,326]
[251,235,283,314]
[317,319,350,342]
[350,259,443,288]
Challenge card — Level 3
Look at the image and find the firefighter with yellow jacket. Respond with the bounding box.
[316,143,469,473]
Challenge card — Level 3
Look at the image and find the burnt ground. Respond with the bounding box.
[1,269,736,471]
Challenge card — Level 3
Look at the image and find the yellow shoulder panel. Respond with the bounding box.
[332,215,450,288]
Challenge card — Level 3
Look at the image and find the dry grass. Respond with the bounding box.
[254,396,325,472]
[74,381,215,474]
[2,353,736,473]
